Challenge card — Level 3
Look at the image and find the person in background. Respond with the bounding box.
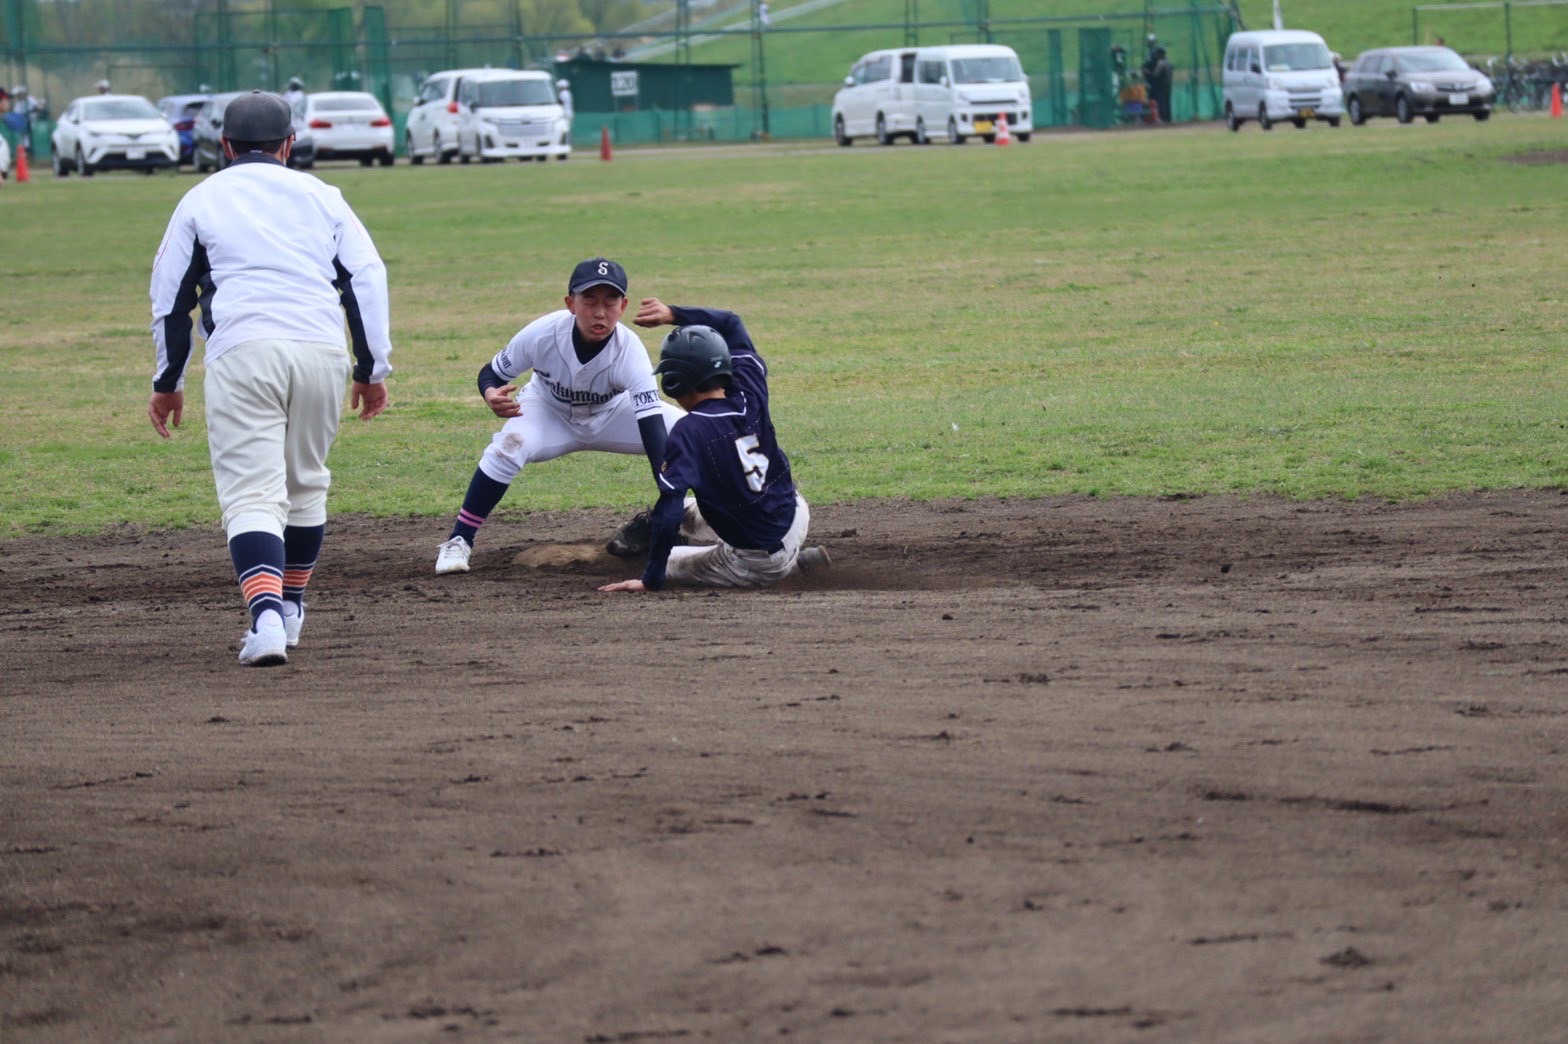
[96,79,112,94]
[1143,46,1173,123]
[556,78,573,120]
[0,87,12,179]
[284,77,306,111]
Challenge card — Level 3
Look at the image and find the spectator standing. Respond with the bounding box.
[556,78,573,120]
[1143,46,1173,123]
[284,77,306,111]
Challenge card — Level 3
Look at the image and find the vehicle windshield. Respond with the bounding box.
[84,98,161,120]
[950,56,1023,84]
[1399,49,1471,73]
[312,95,382,113]
[1263,42,1332,72]
[476,80,556,107]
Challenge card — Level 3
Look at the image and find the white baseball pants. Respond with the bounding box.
[204,338,351,538]
[477,383,683,484]
[665,493,811,589]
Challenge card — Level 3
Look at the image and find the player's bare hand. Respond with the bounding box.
[149,391,183,438]
[352,381,388,420]
[484,384,521,418]
[598,578,648,593]
[634,298,674,328]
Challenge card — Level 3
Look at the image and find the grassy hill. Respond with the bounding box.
[654,0,1567,101]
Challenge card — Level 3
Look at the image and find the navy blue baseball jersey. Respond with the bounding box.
[642,306,797,589]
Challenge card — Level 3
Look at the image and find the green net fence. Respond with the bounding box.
[1,2,1245,157]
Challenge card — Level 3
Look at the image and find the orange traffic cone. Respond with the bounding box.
[599,126,612,161]
[1552,82,1563,118]
[15,142,29,182]
[995,113,1012,146]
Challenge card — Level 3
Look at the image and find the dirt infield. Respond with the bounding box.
[4,491,1566,1042]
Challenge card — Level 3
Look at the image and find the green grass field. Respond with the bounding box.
[2,114,1565,537]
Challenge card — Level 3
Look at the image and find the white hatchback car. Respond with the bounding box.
[50,94,179,176]
[297,91,394,165]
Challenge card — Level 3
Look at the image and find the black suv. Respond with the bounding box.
[1344,47,1494,124]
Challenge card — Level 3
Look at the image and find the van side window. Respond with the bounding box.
[918,60,944,85]
[866,56,891,82]
[900,53,916,83]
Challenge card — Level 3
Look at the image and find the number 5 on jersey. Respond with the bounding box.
[735,435,768,492]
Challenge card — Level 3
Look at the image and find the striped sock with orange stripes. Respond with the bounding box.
[229,531,286,627]
[283,524,325,611]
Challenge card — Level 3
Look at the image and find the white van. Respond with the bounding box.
[406,68,571,163]
[831,43,1032,146]
[1222,29,1344,130]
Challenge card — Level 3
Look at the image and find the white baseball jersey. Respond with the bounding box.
[491,310,663,426]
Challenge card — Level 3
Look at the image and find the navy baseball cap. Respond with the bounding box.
[568,258,628,296]
[223,90,293,141]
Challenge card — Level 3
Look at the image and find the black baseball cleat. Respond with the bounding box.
[606,510,653,558]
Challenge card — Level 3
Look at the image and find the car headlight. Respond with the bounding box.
[1477,76,1494,93]
[1410,80,1436,93]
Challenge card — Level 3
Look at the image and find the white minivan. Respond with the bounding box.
[406,68,571,163]
[831,43,1032,146]
[1223,29,1344,130]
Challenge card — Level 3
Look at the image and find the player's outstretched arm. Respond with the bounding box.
[634,298,674,328]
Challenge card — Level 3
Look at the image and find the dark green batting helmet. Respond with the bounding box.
[655,325,732,397]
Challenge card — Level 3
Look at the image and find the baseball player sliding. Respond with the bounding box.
[435,258,683,574]
[598,299,830,592]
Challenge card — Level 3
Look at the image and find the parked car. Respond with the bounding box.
[192,91,314,173]
[298,91,394,165]
[50,94,179,176]
[1343,46,1494,124]
[404,68,487,164]
[156,93,208,165]
[831,44,1032,146]
[1222,29,1344,130]
[454,69,571,162]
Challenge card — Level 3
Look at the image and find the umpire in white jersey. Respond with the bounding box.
[148,90,393,667]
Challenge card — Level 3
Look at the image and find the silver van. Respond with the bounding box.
[1223,29,1344,131]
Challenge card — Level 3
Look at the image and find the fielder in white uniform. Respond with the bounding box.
[434,258,683,574]
[148,90,392,667]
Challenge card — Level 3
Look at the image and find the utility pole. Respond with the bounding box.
[1273,0,1283,30]
[752,0,769,139]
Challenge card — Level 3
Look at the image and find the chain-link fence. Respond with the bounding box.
[6,2,1240,158]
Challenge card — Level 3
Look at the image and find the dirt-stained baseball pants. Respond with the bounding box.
[665,493,811,589]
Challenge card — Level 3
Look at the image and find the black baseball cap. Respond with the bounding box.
[568,258,628,296]
[223,90,293,141]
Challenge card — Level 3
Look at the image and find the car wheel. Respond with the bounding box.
[947,116,965,144]
[556,153,568,161]
[407,132,423,165]
[875,113,893,146]
[1016,132,1031,142]
[1258,105,1272,131]
[1348,96,1364,125]
[834,115,851,147]
[1225,103,1240,132]
[1326,116,1341,127]
[77,146,95,177]
[1291,117,1306,128]
[379,151,394,166]
[51,148,70,177]
[1424,113,1440,123]
[1474,108,1491,121]
[914,117,929,145]
[435,133,452,164]
[1396,94,1413,123]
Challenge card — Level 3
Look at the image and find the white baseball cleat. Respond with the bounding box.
[239,612,289,667]
[435,535,472,574]
[282,603,304,647]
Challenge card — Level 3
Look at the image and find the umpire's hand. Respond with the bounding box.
[352,381,388,420]
[149,390,183,438]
